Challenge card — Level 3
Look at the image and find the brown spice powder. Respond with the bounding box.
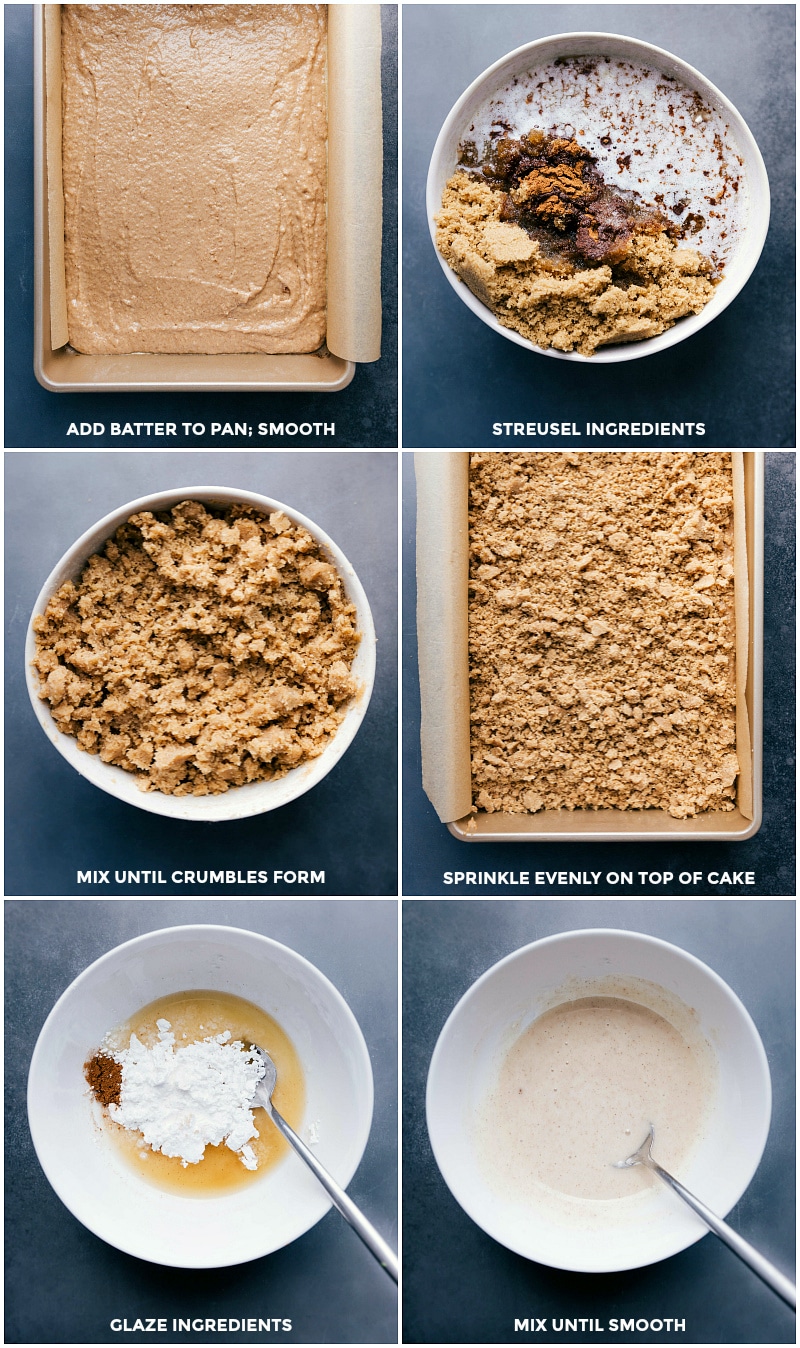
[482,130,666,268]
[85,1051,122,1107]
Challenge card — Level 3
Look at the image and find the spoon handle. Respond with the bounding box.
[269,1104,398,1283]
[647,1158,796,1309]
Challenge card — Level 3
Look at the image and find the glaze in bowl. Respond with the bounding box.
[426,928,771,1271]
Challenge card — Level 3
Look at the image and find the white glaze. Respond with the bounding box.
[476,987,717,1215]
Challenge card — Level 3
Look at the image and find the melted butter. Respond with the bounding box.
[469,55,744,267]
[477,991,717,1209]
[105,990,305,1196]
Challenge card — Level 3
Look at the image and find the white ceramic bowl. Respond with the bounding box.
[427,32,770,362]
[427,928,771,1272]
[25,485,376,821]
[28,924,374,1268]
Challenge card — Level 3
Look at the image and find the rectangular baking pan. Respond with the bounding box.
[417,452,763,843]
[32,5,381,392]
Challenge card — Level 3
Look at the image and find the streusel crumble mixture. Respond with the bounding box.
[34,500,359,795]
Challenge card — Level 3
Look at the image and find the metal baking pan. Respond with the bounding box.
[32,5,381,393]
[417,451,763,843]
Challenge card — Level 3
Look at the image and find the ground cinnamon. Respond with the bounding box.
[85,1050,122,1107]
[473,129,666,267]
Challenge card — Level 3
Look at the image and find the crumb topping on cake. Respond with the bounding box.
[468,452,737,818]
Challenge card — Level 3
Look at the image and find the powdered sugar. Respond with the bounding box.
[109,1019,266,1169]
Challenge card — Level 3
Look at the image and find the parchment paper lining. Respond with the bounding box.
[417,453,471,823]
[327,5,382,363]
[45,6,67,350]
[417,451,754,827]
[731,451,752,819]
[44,3,381,363]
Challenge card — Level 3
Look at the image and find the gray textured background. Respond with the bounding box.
[5,452,397,895]
[5,899,398,1345]
[403,5,796,448]
[402,899,795,1344]
[402,451,796,896]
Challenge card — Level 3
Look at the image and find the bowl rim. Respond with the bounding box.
[426,30,771,364]
[24,484,377,821]
[426,927,773,1272]
[27,923,376,1268]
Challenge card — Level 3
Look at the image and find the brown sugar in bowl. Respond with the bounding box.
[427,32,770,363]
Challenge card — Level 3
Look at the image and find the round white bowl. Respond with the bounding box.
[25,485,376,821]
[427,32,770,363]
[28,924,374,1268]
[427,928,771,1272]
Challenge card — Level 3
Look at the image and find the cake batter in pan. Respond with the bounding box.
[34,4,382,391]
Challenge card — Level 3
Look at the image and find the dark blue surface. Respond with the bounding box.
[5,900,398,1345]
[402,452,795,896]
[5,452,398,896]
[402,899,796,1344]
[4,5,398,449]
[402,5,796,448]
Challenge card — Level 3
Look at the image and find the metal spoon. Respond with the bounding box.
[249,1044,398,1283]
[615,1126,795,1309]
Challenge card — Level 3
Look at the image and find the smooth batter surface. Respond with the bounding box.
[61,5,327,354]
[477,991,716,1205]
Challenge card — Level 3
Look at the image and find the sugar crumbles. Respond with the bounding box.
[33,501,359,795]
[469,453,737,818]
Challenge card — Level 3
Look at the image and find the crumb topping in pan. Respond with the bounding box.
[468,452,737,818]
